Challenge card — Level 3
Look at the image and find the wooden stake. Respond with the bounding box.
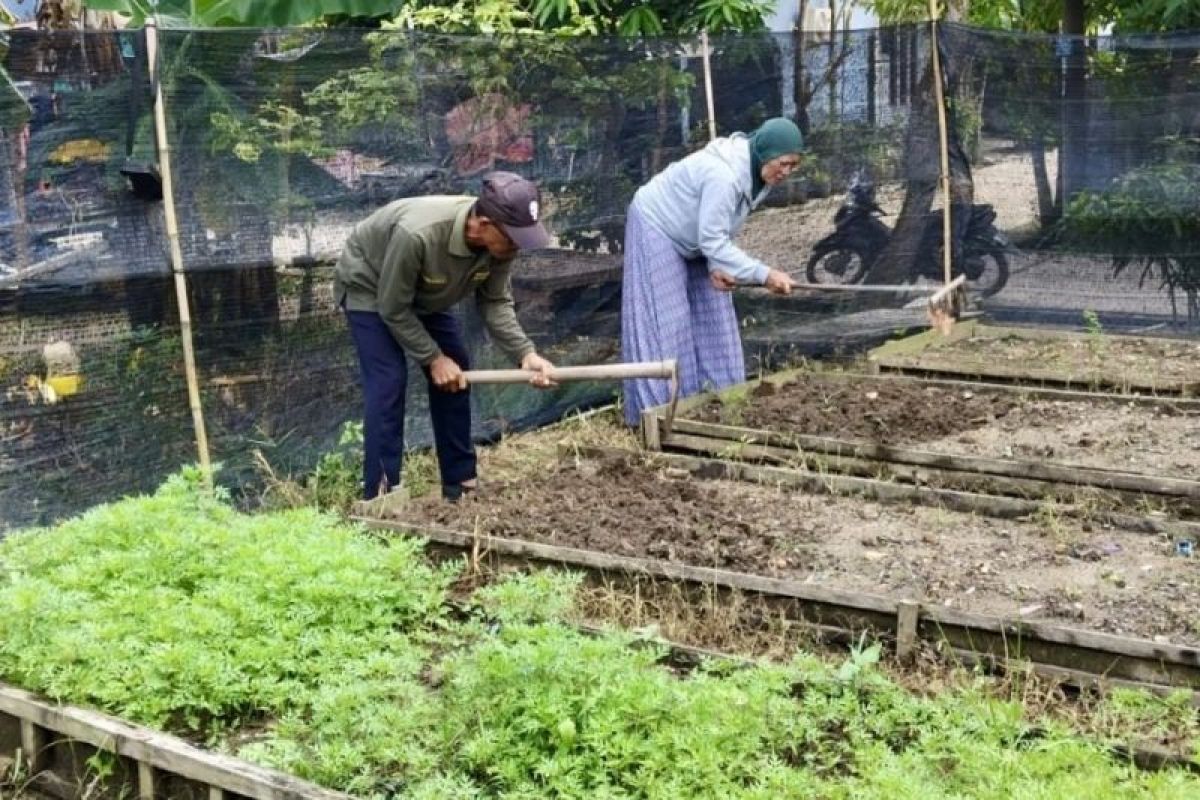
[146,19,213,489]
[701,30,717,141]
[19,719,46,774]
[138,761,157,799]
[896,600,920,662]
[928,0,954,287]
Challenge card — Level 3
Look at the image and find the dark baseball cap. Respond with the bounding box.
[476,171,551,250]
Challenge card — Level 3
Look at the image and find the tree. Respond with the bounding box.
[195,0,774,248]
[82,0,400,27]
[84,0,773,32]
[850,1,978,286]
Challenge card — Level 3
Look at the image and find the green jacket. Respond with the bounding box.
[334,196,535,365]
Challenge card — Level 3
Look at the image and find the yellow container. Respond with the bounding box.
[45,374,82,398]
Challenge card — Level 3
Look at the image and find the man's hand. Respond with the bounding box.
[521,352,557,389]
[709,270,738,292]
[764,268,796,295]
[430,354,467,392]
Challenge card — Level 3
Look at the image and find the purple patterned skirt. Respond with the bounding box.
[621,201,745,427]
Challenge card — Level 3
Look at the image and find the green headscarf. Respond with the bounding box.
[749,117,805,197]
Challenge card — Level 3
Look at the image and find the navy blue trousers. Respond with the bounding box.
[345,310,476,499]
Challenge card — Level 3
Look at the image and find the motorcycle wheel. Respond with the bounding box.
[805,245,870,285]
[963,250,1009,298]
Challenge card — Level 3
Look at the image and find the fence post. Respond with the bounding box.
[700,30,717,141]
[145,18,214,489]
[867,33,877,127]
[927,2,954,287]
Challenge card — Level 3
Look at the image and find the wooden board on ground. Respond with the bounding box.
[642,367,1200,519]
[0,682,349,800]
[360,509,1200,697]
[868,319,1200,396]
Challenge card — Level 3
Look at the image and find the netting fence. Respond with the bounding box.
[2,22,1197,529]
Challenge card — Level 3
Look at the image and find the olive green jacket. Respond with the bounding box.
[334,196,535,365]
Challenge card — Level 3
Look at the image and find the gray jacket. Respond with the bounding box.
[630,133,771,284]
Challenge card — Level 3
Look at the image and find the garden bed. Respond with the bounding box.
[653,370,1200,519]
[385,452,1200,649]
[9,472,1198,798]
[869,320,1200,396]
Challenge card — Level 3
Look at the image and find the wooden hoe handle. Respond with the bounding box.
[462,360,677,385]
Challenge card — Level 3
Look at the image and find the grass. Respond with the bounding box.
[250,407,637,517]
[569,574,1200,767]
[1,472,1198,799]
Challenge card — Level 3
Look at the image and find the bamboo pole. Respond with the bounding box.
[928,0,954,286]
[700,30,717,141]
[146,19,213,489]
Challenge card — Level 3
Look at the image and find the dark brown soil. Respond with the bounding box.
[692,373,1019,444]
[387,454,1200,646]
[688,373,1200,479]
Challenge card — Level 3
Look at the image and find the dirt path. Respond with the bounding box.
[388,454,1199,646]
[736,144,1194,321]
[690,373,1200,479]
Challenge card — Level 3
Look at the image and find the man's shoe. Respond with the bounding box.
[442,482,478,503]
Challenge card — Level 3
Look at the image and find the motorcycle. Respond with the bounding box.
[805,176,1012,297]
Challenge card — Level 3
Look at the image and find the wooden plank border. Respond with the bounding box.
[662,416,1200,504]
[642,369,1200,521]
[868,323,1200,396]
[0,684,351,800]
[358,517,1200,696]
[618,440,1200,539]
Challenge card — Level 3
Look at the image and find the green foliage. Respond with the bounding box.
[0,470,455,738]
[432,624,813,797]
[861,0,1200,33]
[1082,308,1106,358]
[863,0,939,25]
[1065,162,1200,324]
[1111,0,1200,33]
[426,625,1196,798]
[85,0,400,27]
[806,120,904,183]
[471,569,583,624]
[308,421,365,510]
[210,101,331,163]
[395,0,771,36]
[1095,689,1200,748]
[3,485,1197,797]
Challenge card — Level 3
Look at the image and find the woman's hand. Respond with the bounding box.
[521,352,557,388]
[709,270,738,292]
[764,269,795,295]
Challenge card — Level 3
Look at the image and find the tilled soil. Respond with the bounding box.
[388,454,1200,646]
[691,374,1200,478]
[692,374,1019,445]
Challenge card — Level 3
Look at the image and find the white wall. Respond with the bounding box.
[767,1,878,32]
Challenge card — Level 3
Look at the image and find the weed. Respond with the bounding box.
[1032,501,1078,546]
[400,448,438,499]
[253,421,363,513]
[717,386,751,426]
[472,570,583,625]
[254,422,442,513]
[1083,309,1107,361]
